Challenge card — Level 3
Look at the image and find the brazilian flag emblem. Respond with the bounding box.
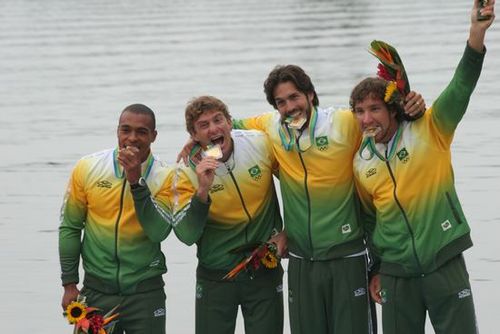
[248,165,262,180]
[315,136,328,150]
[396,148,409,162]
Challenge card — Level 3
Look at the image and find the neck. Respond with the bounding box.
[220,139,234,162]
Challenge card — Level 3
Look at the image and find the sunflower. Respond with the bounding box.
[261,250,278,269]
[64,301,87,324]
[384,81,397,103]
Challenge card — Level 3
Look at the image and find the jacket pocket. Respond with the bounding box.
[445,192,464,224]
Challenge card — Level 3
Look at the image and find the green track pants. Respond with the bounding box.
[195,265,284,334]
[81,286,166,334]
[288,254,374,334]
[380,254,477,334]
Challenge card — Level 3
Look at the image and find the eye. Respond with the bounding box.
[275,99,285,107]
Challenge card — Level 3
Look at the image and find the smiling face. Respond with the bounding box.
[191,110,233,161]
[273,81,314,129]
[353,95,398,143]
[117,110,157,163]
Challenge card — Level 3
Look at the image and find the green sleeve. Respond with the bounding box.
[354,179,380,275]
[131,183,173,243]
[58,164,86,285]
[173,195,211,245]
[431,42,485,135]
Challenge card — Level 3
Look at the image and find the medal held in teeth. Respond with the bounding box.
[363,127,381,138]
[285,115,307,130]
[202,144,223,159]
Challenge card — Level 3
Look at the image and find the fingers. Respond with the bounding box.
[404,91,426,119]
[196,157,219,173]
[177,138,196,164]
[176,146,191,164]
[369,275,383,304]
[268,231,288,258]
[117,146,141,167]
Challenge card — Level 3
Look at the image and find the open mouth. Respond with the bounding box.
[210,135,225,147]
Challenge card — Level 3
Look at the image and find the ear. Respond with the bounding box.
[307,92,314,104]
[190,130,200,143]
[151,130,158,143]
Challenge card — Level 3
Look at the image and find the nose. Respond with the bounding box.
[283,100,298,115]
[128,130,138,142]
[207,121,218,135]
[361,112,374,125]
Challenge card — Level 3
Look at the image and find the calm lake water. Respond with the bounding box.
[1,0,499,332]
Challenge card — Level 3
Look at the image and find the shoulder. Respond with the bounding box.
[74,148,113,170]
[79,148,113,162]
[232,129,270,150]
[317,106,360,141]
[232,129,267,139]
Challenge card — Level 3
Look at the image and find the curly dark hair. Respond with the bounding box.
[349,77,407,122]
[264,65,319,109]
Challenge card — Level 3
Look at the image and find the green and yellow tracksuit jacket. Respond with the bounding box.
[59,148,173,294]
[172,130,282,274]
[233,107,365,260]
[353,44,484,277]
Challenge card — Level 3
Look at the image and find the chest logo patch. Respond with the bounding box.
[396,148,410,163]
[96,180,112,189]
[315,136,329,151]
[248,165,262,181]
[341,223,352,234]
[209,184,224,193]
[366,168,377,178]
[441,220,452,231]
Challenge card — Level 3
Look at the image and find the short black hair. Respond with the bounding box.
[121,103,156,130]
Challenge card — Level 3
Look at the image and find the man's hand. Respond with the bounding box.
[117,146,142,185]
[369,274,382,304]
[403,91,426,119]
[61,283,80,310]
[195,157,219,202]
[177,137,196,165]
[469,0,495,52]
[268,230,288,258]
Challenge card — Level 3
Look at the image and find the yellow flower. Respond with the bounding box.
[384,81,397,103]
[64,301,87,324]
[261,250,278,268]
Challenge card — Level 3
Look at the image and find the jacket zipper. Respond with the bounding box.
[228,170,252,243]
[296,134,313,259]
[384,155,424,274]
[445,192,464,224]
[114,179,127,292]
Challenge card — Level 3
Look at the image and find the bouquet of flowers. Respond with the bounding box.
[63,295,119,334]
[223,242,279,280]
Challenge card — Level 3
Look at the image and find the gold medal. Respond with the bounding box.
[363,127,381,138]
[285,115,307,130]
[202,144,223,159]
